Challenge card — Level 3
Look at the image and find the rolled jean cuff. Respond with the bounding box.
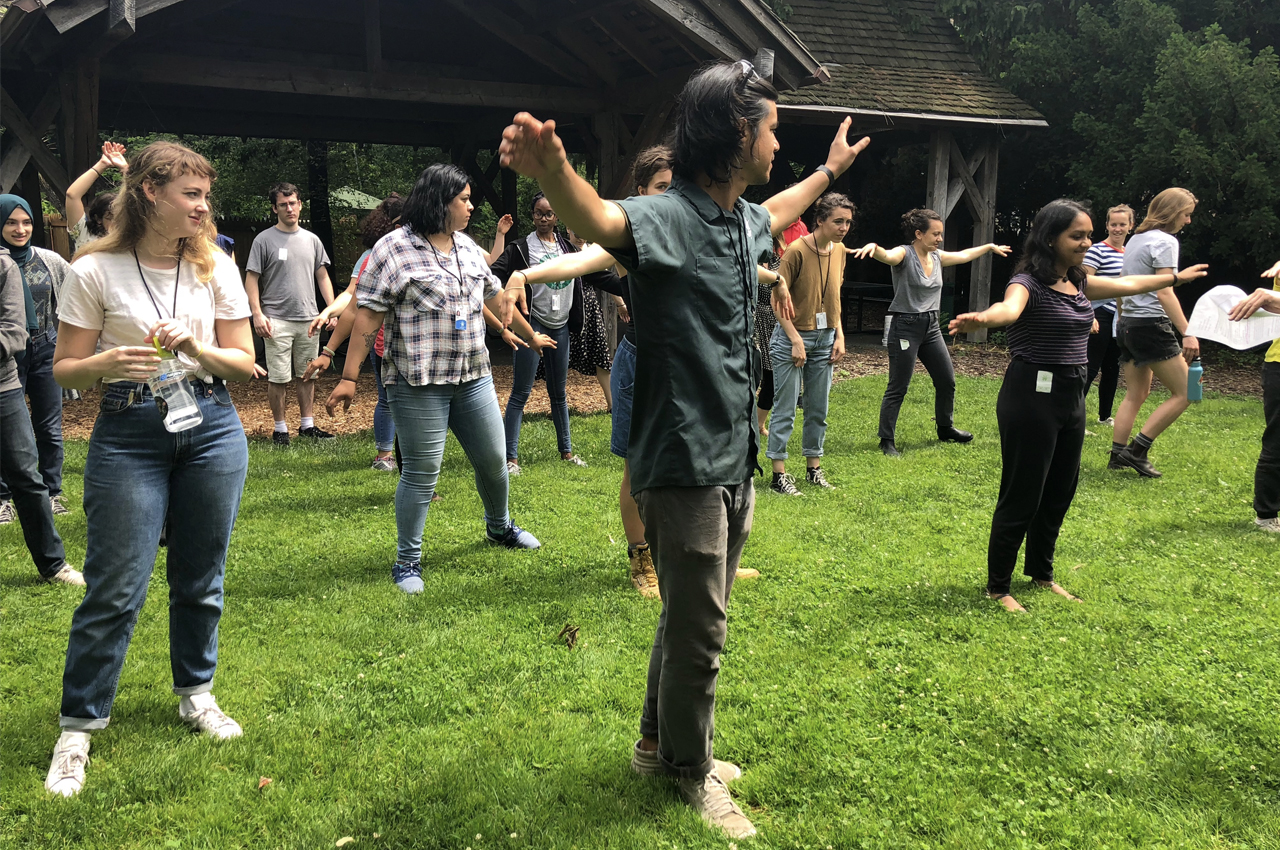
[173,680,215,697]
[59,715,111,731]
[660,751,715,780]
[375,440,395,452]
[802,450,824,458]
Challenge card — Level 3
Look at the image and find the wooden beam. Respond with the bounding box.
[98,53,611,113]
[968,138,1000,343]
[18,158,50,249]
[363,0,382,73]
[592,10,663,77]
[438,0,596,85]
[594,112,622,199]
[638,0,742,60]
[925,129,949,217]
[0,87,71,197]
[552,21,621,87]
[305,140,335,264]
[0,88,63,194]
[948,136,986,222]
[72,58,102,181]
[606,96,676,198]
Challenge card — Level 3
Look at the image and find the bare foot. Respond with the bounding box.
[1036,580,1081,602]
[988,592,1026,613]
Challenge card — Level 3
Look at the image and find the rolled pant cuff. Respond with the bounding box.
[173,680,214,697]
[60,715,110,731]
[660,751,715,780]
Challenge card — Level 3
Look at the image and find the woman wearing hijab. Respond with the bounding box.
[0,195,72,525]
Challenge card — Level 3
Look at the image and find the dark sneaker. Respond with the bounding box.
[769,472,802,496]
[487,523,541,549]
[880,439,902,457]
[1114,447,1162,478]
[938,427,974,443]
[271,431,291,448]
[50,494,70,515]
[806,466,835,489]
[299,426,336,440]
[391,560,424,594]
[1107,451,1126,471]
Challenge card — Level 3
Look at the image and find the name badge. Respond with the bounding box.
[899,338,910,351]
[551,293,561,310]
[277,248,288,261]
[455,310,467,331]
[815,311,828,330]
[1036,370,1053,393]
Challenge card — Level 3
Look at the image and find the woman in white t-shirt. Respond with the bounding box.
[45,141,256,798]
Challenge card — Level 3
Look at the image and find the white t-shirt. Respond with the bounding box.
[68,216,99,251]
[59,249,250,383]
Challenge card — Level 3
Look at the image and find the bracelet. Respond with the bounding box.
[321,346,336,357]
[816,164,836,186]
[339,376,357,384]
[1171,273,1179,286]
[769,273,783,288]
[193,340,205,358]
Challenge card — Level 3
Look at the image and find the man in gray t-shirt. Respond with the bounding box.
[245,182,337,445]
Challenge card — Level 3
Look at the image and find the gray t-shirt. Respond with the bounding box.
[247,226,331,321]
[889,246,943,313]
[525,232,573,329]
[1120,230,1179,319]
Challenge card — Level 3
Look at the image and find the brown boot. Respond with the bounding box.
[629,543,660,600]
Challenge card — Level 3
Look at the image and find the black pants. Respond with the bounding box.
[987,360,1086,595]
[1256,361,1280,519]
[1085,306,1121,420]
[757,367,774,412]
[879,312,955,440]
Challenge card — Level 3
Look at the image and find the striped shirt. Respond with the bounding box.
[1083,241,1124,310]
[1005,273,1095,365]
[356,226,501,386]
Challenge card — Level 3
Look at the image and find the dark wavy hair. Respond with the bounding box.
[900,208,943,240]
[85,191,117,238]
[814,192,855,223]
[670,61,779,184]
[630,145,674,194]
[1014,198,1092,287]
[268,181,299,206]
[402,165,469,236]
[360,192,405,249]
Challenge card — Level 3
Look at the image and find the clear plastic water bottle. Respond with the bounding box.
[147,364,203,432]
[1187,357,1203,403]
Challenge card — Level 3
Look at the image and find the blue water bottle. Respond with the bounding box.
[1187,358,1203,403]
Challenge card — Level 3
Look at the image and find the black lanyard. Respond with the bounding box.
[426,235,467,296]
[811,236,832,305]
[721,208,754,337]
[133,250,180,320]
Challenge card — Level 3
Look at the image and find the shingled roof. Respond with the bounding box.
[777,0,1046,126]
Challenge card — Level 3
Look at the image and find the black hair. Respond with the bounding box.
[1013,198,1091,287]
[531,191,551,214]
[85,191,117,238]
[401,164,469,236]
[670,61,779,184]
[269,182,300,206]
[814,192,855,223]
[901,208,943,240]
[360,192,405,249]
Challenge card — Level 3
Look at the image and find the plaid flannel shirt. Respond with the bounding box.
[356,227,501,386]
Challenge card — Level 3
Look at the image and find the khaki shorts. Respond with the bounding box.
[263,318,319,383]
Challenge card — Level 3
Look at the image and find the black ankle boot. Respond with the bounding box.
[937,426,974,443]
[880,439,902,457]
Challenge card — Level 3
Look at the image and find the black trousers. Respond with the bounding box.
[1256,361,1280,519]
[878,312,956,440]
[757,366,774,412]
[987,360,1087,595]
[1085,306,1121,420]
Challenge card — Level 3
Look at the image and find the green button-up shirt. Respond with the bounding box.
[610,176,773,493]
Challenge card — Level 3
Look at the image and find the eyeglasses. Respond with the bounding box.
[532,210,557,220]
[275,200,301,209]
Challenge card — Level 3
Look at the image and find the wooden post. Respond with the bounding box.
[305,140,335,263]
[925,129,950,216]
[502,167,518,237]
[363,0,383,72]
[73,58,100,179]
[18,158,48,249]
[968,137,1000,343]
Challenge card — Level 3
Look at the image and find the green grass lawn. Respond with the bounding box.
[2,373,1278,849]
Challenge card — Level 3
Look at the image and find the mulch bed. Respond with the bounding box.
[59,341,1266,441]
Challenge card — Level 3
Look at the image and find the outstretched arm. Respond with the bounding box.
[762,118,870,238]
[499,113,631,249]
[486,214,514,265]
[849,243,906,266]
[66,141,127,229]
[1084,264,1208,300]
[948,283,1031,334]
[940,243,1012,267]
[510,243,617,285]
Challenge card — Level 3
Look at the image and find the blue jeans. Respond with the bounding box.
[0,331,63,499]
[387,375,511,563]
[767,326,835,461]
[0,386,66,577]
[59,381,249,730]
[370,350,395,453]
[609,337,636,458]
[505,318,571,460]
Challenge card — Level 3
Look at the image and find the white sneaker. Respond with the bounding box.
[45,730,91,797]
[506,460,521,477]
[179,694,243,739]
[1255,516,1280,533]
[679,770,756,839]
[44,564,86,586]
[563,454,588,468]
[0,499,14,524]
[1099,417,1115,425]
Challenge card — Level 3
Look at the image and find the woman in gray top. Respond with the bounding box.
[854,208,1010,455]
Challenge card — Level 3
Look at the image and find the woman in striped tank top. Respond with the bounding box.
[949,200,1207,613]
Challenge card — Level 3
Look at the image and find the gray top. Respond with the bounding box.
[889,245,944,313]
[1119,230,1179,319]
[0,254,29,392]
[524,231,573,329]
[246,226,331,321]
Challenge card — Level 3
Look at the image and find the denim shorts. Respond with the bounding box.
[1117,317,1182,366]
[610,337,636,458]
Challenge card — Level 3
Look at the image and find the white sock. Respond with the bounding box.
[274,420,288,433]
[300,416,315,430]
[180,692,216,715]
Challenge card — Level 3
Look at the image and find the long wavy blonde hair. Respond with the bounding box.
[75,141,221,282]
[1135,188,1197,235]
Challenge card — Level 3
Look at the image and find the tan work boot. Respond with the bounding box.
[628,543,660,599]
[679,770,756,839]
[630,740,742,784]
[735,567,760,580]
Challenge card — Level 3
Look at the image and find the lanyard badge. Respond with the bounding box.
[455,310,467,331]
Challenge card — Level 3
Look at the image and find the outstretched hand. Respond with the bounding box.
[1262,260,1280,279]
[496,214,514,235]
[948,313,984,336]
[499,113,567,180]
[1175,264,1210,285]
[824,117,871,176]
[101,141,128,172]
[990,244,1013,258]
[850,242,878,260]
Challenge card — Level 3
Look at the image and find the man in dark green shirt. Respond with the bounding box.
[500,61,868,840]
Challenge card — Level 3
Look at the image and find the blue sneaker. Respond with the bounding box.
[486,523,541,550]
[391,560,424,594]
